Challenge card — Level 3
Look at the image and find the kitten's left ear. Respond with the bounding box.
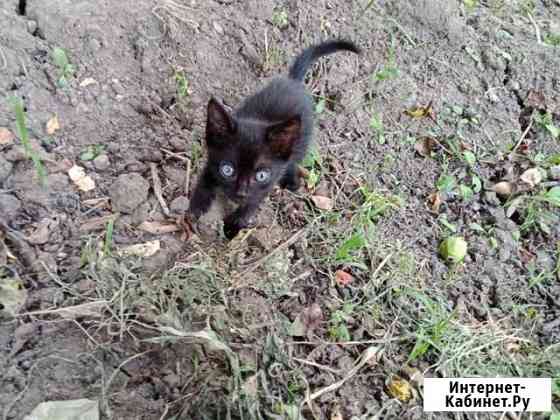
[267,116,301,160]
[207,97,234,140]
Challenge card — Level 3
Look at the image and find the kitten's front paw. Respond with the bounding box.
[223,215,249,240]
[280,176,301,192]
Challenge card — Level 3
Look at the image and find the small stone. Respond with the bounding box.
[109,173,150,214]
[170,196,190,214]
[93,154,111,171]
[163,373,181,388]
[168,137,186,152]
[26,20,38,35]
[4,146,27,162]
[213,21,224,35]
[0,194,22,222]
[0,155,13,183]
[549,165,560,181]
[89,38,101,51]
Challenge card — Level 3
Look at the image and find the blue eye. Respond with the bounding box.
[255,169,271,183]
[219,162,235,178]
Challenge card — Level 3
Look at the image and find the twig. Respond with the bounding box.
[511,116,534,154]
[371,252,393,283]
[292,357,342,375]
[80,214,119,232]
[0,45,7,71]
[150,163,170,217]
[302,346,381,408]
[161,147,189,162]
[185,158,191,196]
[235,227,308,282]
[527,13,542,44]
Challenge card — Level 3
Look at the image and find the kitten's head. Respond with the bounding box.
[203,97,301,202]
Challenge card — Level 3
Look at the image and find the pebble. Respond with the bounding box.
[93,154,111,171]
[26,20,38,35]
[0,193,22,222]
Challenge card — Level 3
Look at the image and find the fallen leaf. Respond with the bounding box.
[68,165,95,191]
[138,221,181,234]
[492,181,513,197]
[301,303,323,336]
[526,89,546,110]
[404,101,435,121]
[118,240,160,258]
[0,127,15,145]
[427,192,443,213]
[311,195,333,211]
[79,215,118,232]
[79,77,98,87]
[387,377,413,402]
[26,399,99,420]
[519,248,535,265]
[26,219,52,245]
[54,301,107,319]
[335,270,353,286]
[46,115,60,135]
[414,137,436,157]
[520,168,542,188]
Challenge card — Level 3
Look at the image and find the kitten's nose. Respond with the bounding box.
[236,190,248,199]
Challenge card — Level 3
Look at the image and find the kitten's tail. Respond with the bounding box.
[288,39,361,82]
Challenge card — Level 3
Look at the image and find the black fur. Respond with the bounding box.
[189,39,360,239]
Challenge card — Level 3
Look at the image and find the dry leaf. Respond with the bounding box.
[520,168,542,188]
[79,77,98,87]
[80,215,118,232]
[427,192,442,213]
[0,127,15,145]
[26,219,52,245]
[404,101,435,121]
[311,195,333,211]
[335,270,353,286]
[46,115,60,135]
[414,137,437,157]
[301,303,323,336]
[26,399,99,420]
[492,181,513,197]
[68,165,95,191]
[387,377,412,402]
[526,89,546,110]
[138,221,181,234]
[118,240,161,258]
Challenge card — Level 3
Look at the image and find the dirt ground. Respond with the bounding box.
[1,0,559,419]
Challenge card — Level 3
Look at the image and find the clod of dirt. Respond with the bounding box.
[168,137,186,152]
[93,154,110,171]
[170,196,190,214]
[0,155,14,183]
[0,194,21,222]
[109,173,150,214]
[0,128,15,145]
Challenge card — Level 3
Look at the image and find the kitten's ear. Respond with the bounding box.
[267,116,301,160]
[206,97,234,140]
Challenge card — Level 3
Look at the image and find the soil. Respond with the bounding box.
[0,0,559,419]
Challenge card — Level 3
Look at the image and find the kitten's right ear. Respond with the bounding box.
[206,98,234,141]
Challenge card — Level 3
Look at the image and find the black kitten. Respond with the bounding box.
[189,39,360,239]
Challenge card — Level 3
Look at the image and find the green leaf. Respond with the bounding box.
[80,151,96,161]
[439,216,457,233]
[545,186,560,206]
[471,175,482,193]
[51,47,69,69]
[463,150,476,166]
[546,123,560,139]
[335,233,366,262]
[459,184,474,201]
[436,175,456,193]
